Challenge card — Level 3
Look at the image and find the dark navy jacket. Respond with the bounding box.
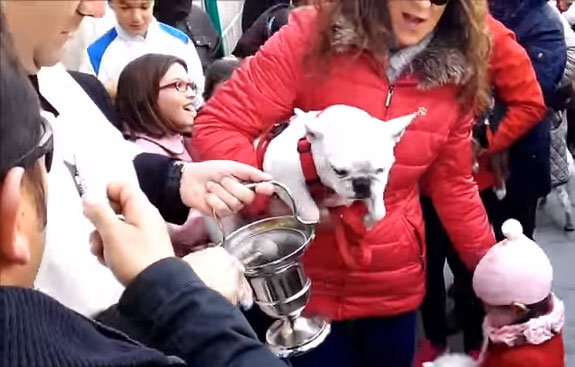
[0,258,286,367]
[490,0,567,196]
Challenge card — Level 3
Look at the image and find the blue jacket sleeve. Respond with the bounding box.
[516,5,566,107]
[118,258,287,367]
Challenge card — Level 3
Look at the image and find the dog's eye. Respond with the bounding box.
[333,167,349,177]
[376,168,385,174]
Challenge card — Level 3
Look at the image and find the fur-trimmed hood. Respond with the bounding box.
[331,14,468,88]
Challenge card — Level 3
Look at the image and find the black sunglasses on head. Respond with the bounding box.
[430,0,450,5]
[0,117,54,179]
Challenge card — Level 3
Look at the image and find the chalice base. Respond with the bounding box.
[266,315,331,359]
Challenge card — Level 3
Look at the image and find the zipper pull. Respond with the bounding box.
[385,86,395,108]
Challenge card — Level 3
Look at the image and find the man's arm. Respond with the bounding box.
[486,16,546,153]
[119,258,286,367]
[83,181,282,367]
[133,154,275,224]
[133,153,190,225]
[518,6,567,108]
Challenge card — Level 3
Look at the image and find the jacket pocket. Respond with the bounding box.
[403,213,425,271]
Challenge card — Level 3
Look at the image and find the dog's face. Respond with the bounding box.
[301,105,416,224]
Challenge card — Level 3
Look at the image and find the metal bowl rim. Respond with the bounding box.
[221,215,316,273]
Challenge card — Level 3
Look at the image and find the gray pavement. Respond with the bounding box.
[536,190,575,367]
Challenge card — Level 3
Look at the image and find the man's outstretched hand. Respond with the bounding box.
[83,180,258,305]
[180,161,274,217]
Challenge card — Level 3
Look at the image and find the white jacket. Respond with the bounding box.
[80,18,204,105]
[564,3,575,26]
[34,64,142,317]
[62,4,115,71]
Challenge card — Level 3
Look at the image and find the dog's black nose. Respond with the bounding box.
[352,177,371,199]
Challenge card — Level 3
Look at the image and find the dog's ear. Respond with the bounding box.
[294,108,306,117]
[303,111,324,141]
[382,113,417,143]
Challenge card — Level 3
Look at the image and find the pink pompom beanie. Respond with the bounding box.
[473,219,553,306]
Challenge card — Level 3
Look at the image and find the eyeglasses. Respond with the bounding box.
[0,117,54,179]
[159,80,198,94]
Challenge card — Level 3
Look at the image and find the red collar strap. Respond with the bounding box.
[297,137,335,201]
[255,123,334,201]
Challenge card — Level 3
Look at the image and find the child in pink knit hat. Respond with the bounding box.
[425,219,565,367]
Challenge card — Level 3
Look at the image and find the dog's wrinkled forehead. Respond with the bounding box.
[302,105,417,171]
[315,107,403,164]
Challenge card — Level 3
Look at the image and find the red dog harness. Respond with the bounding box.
[255,122,370,270]
[255,123,334,201]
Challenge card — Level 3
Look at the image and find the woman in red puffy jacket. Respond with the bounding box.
[192,0,495,366]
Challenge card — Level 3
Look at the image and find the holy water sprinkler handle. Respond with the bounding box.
[212,180,315,247]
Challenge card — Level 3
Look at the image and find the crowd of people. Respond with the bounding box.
[0,0,574,366]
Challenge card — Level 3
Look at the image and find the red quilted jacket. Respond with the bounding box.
[474,16,546,191]
[192,9,495,320]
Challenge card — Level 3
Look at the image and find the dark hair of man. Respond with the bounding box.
[203,58,241,101]
[0,10,48,227]
[115,53,189,140]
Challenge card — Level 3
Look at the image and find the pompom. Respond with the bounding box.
[501,219,523,241]
[424,353,478,367]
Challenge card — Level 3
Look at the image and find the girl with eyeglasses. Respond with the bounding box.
[115,53,209,256]
[194,0,495,365]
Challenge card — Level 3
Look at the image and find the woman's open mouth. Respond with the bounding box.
[183,103,196,114]
[402,12,426,27]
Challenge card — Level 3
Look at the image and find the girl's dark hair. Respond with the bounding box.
[115,53,188,139]
[203,58,241,100]
[515,294,554,325]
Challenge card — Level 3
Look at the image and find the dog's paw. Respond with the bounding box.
[494,186,507,201]
[363,214,376,231]
[366,197,386,227]
[297,203,321,223]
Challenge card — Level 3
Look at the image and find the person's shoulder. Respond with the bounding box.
[261,6,318,50]
[158,22,191,45]
[88,27,119,53]
[487,14,513,39]
[487,335,565,367]
[134,137,172,156]
[524,1,564,29]
[288,6,318,30]
[87,27,119,74]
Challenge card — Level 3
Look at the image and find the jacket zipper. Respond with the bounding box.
[384,85,395,119]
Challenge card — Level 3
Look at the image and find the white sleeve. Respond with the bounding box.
[565,4,575,26]
[184,41,205,108]
[78,50,96,75]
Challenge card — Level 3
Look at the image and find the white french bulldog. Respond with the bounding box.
[263,104,417,228]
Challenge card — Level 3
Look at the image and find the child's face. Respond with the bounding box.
[157,63,197,134]
[484,303,528,327]
[111,0,154,37]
